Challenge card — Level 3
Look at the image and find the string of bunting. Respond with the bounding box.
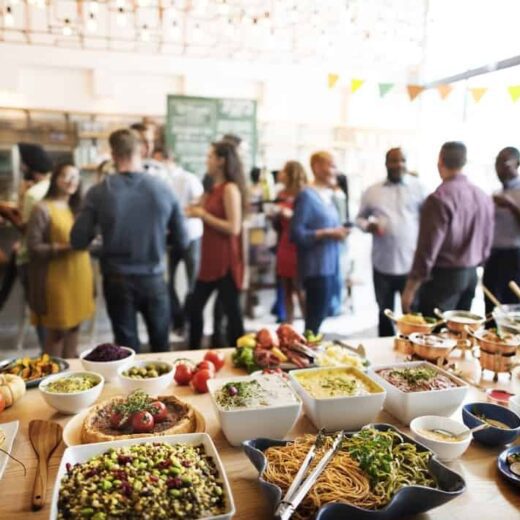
[327,74,520,103]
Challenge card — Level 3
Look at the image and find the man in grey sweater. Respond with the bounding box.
[71,129,187,352]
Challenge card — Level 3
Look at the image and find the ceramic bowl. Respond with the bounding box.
[80,346,135,382]
[117,360,174,394]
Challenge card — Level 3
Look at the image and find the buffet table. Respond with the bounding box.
[1,337,519,519]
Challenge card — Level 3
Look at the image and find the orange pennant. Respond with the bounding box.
[327,73,339,89]
[437,84,453,100]
[407,85,425,101]
[469,87,487,103]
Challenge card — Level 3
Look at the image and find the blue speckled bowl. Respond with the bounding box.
[462,402,520,446]
[497,446,520,487]
[242,423,466,520]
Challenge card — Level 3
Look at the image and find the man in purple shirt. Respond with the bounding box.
[402,142,494,315]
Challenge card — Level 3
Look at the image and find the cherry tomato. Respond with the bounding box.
[204,351,225,371]
[190,369,213,393]
[131,410,155,433]
[196,360,216,375]
[109,411,129,430]
[0,393,5,414]
[174,363,194,386]
[149,401,168,423]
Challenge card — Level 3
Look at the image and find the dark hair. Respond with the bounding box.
[130,122,149,133]
[500,146,520,162]
[109,128,141,160]
[440,141,467,170]
[250,166,261,184]
[212,140,247,213]
[222,133,242,147]
[385,147,405,163]
[45,162,82,214]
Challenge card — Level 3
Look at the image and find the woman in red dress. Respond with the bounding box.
[276,161,308,323]
[186,141,247,349]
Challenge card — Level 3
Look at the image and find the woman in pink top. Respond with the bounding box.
[186,141,247,349]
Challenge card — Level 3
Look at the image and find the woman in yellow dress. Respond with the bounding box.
[27,163,94,358]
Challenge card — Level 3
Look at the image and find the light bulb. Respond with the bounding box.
[87,13,97,32]
[4,6,14,27]
[170,19,180,37]
[116,8,126,27]
[62,18,72,36]
[141,24,150,41]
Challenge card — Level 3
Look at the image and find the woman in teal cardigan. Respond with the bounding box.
[291,152,349,333]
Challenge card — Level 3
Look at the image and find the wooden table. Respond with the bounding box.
[1,338,519,519]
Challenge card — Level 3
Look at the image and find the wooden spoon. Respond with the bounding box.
[29,420,62,511]
[508,280,520,299]
[482,285,502,308]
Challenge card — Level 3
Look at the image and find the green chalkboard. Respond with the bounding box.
[165,95,257,178]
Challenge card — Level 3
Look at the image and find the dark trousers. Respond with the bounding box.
[483,248,520,315]
[168,239,201,330]
[373,269,408,337]
[211,295,227,348]
[416,266,478,316]
[304,275,335,334]
[103,274,170,353]
[189,273,244,349]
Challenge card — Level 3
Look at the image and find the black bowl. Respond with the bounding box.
[242,423,466,520]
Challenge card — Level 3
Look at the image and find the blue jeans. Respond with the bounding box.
[304,275,335,334]
[102,273,170,353]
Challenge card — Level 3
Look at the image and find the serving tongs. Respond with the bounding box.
[333,340,367,358]
[275,430,344,520]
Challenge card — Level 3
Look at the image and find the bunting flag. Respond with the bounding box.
[407,84,425,101]
[351,78,365,93]
[508,85,520,102]
[437,84,453,100]
[469,87,488,103]
[327,73,339,89]
[378,82,394,98]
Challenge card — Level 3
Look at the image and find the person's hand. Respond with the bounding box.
[53,243,71,253]
[328,227,350,240]
[401,279,420,313]
[0,205,22,227]
[493,194,515,209]
[280,207,294,219]
[185,205,206,219]
[366,222,381,234]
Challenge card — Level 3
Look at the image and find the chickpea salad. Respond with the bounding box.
[58,442,226,519]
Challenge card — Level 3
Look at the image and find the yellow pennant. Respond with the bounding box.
[328,73,339,89]
[437,84,453,100]
[508,85,520,102]
[469,87,487,103]
[351,78,365,93]
[407,84,425,101]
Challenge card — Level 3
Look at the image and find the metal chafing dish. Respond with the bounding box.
[384,309,442,336]
[434,309,487,334]
[468,328,520,355]
[408,333,457,362]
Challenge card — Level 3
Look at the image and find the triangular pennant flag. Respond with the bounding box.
[378,82,394,97]
[508,85,520,102]
[407,85,425,101]
[327,73,339,89]
[469,87,487,103]
[351,78,364,93]
[437,84,453,100]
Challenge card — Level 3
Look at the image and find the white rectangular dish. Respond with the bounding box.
[0,420,19,480]
[207,375,301,446]
[289,366,386,431]
[49,433,235,520]
[368,361,468,425]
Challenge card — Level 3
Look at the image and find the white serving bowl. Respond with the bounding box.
[368,361,468,425]
[410,415,471,461]
[289,366,386,431]
[49,433,235,520]
[39,371,104,415]
[117,359,174,394]
[207,375,301,447]
[80,346,135,382]
[509,393,520,416]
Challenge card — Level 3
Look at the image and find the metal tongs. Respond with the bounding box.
[275,430,344,520]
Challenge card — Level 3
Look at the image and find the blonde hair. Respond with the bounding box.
[282,161,309,194]
[310,151,333,171]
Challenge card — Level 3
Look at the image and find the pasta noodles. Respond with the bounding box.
[263,428,436,519]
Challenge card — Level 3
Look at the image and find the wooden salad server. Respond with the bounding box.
[29,420,62,511]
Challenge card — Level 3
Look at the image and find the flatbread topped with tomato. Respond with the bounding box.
[81,390,197,444]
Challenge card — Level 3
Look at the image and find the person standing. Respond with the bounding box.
[483,147,520,314]
[357,148,426,336]
[402,142,494,315]
[291,151,349,334]
[186,141,246,349]
[71,129,187,353]
[275,161,308,324]
[27,163,94,358]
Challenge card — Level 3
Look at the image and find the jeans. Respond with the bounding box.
[103,273,170,353]
[168,239,201,330]
[416,267,478,316]
[304,275,335,334]
[483,248,520,315]
[189,273,244,349]
[373,269,408,337]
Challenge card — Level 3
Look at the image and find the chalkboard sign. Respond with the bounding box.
[165,95,257,177]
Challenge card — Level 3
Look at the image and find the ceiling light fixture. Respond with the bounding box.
[4,6,14,27]
[141,23,150,41]
[116,7,126,27]
[87,12,97,32]
[62,17,72,36]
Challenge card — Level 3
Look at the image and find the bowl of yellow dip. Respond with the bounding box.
[289,367,386,431]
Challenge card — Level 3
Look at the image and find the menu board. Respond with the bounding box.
[166,95,257,177]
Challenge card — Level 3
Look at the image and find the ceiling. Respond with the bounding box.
[0,0,427,72]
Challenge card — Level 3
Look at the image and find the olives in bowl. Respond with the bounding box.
[117,361,174,394]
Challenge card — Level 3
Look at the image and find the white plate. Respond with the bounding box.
[50,433,235,520]
[0,420,20,480]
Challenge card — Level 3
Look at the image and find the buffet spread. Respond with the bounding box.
[0,320,520,520]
